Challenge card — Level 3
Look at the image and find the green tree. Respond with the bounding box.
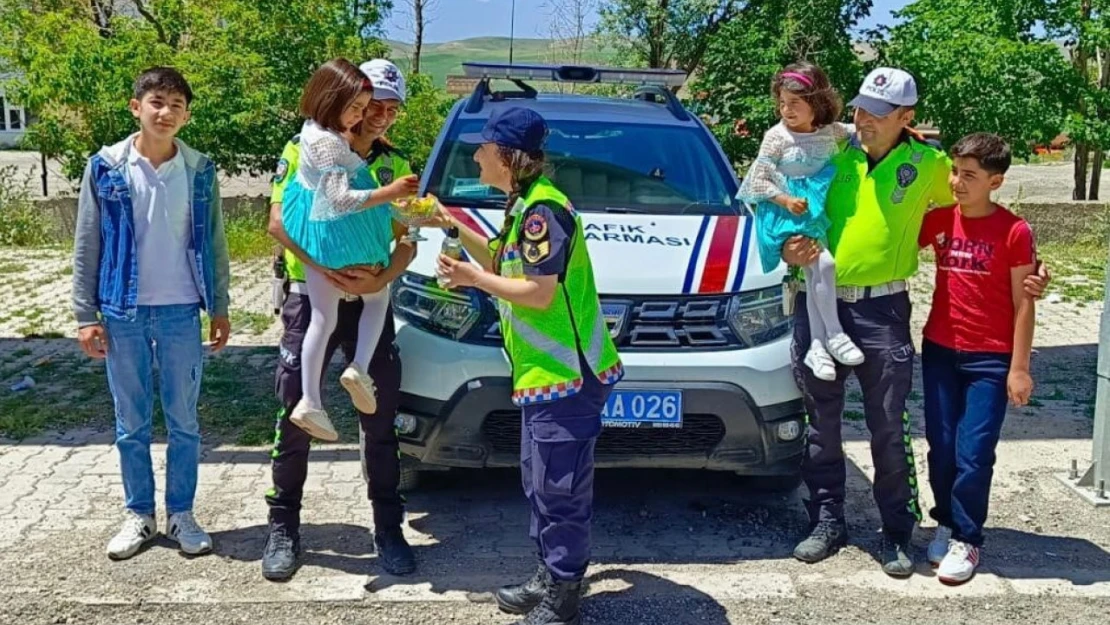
[877,0,1076,165]
[0,0,391,179]
[597,0,750,75]
[693,0,870,165]
[386,72,455,172]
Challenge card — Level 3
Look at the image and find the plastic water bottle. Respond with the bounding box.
[439,226,463,289]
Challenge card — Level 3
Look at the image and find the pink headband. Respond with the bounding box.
[781,72,814,87]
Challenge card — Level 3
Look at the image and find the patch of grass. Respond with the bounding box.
[0,262,28,274]
[846,391,863,403]
[12,348,31,358]
[59,265,73,276]
[844,410,865,422]
[1027,398,1044,408]
[1046,388,1067,401]
[908,390,922,401]
[224,210,273,262]
[231,310,274,336]
[1038,242,1106,304]
[0,349,361,444]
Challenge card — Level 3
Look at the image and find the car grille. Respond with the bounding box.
[482,411,726,456]
[605,295,739,350]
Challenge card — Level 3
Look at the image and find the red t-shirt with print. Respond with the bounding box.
[919,205,1037,354]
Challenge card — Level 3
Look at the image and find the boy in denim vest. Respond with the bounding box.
[71,67,231,560]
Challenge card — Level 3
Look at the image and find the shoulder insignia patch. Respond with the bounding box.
[524,213,548,241]
[273,158,289,184]
[377,166,394,185]
[523,240,551,263]
[896,163,918,189]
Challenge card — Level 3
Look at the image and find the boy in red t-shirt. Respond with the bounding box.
[917,133,1037,585]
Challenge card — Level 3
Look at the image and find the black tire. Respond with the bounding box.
[398,456,423,493]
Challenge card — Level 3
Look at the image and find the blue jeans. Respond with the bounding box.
[104,304,203,516]
[922,340,1011,547]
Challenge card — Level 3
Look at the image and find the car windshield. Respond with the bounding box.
[425,116,739,216]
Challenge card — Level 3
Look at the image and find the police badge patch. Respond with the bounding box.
[273,159,289,184]
[377,167,394,185]
[896,163,918,188]
[524,213,548,241]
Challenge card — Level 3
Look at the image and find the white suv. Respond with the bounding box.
[390,64,804,487]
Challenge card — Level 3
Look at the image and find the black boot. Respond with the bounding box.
[513,577,582,625]
[261,523,301,581]
[793,518,849,563]
[496,562,548,615]
[374,526,416,576]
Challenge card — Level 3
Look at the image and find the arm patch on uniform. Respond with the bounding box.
[523,240,551,263]
[377,167,394,184]
[524,213,548,241]
[273,159,289,184]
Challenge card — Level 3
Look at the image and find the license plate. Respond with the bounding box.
[601,390,683,429]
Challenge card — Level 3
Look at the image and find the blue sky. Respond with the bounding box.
[385,0,911,44]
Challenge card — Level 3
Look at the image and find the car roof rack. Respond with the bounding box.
[462,62,691,121]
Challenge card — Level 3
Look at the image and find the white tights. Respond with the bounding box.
[802,248,844,345]
[300,266,390,410]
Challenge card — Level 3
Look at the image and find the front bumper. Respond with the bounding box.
[397,376,805,474]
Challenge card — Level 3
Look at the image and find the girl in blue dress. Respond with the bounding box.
[282,58,419,441]
[738,63,864,382]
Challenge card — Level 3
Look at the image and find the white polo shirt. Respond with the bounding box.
[126,142,201,306]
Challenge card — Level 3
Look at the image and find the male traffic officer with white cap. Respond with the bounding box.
[261,59,419,581]
[782,68,1049,577]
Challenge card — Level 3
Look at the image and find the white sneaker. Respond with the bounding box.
[167,511,213,556]
[826,333,865,366]
[938,540,980,585]
[290,399,339,442]
[106,511,157,560]
[340,365,378,415]
[804,341,837,381]
[928,525,953,567]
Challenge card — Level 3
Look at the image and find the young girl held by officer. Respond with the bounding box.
[738,62,864,381]
[281,58,420,441]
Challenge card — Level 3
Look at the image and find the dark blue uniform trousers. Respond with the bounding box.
[520,381,611,582]
[792,291,922,542]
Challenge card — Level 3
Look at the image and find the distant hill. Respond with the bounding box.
[386,37,611,87]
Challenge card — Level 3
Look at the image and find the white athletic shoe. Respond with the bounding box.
[340,365,378,415]
[167,511,213,556]
[290,399,339,442]
[938,540,980,585]
[928,525,953,567]
[804,341,837,381]
[106,511,157,561]
[827,333,865,366]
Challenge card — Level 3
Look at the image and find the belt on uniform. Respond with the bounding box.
[798,279,908,303]
[287,280,360,301]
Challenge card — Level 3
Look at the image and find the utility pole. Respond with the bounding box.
[1059,245,1110,506]
[509,0,516,65]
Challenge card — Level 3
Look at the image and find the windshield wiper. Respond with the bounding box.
[601,206,650,214]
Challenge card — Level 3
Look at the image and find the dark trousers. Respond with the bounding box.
[265,291,405,531]
[922,340,1010,547]
[520,384,610,582]
[791,291,921,541]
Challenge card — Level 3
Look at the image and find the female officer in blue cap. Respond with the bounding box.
[434,107,623,625]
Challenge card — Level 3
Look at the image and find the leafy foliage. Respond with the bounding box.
[0,0,391,179]
[693,0,870,165]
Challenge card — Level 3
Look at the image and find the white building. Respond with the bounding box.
[0,74,29,148]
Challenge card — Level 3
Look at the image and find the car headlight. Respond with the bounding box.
[391,272,495,343]
[727,286,792,347]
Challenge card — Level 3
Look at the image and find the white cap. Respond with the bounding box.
[849,67,918,117]
[359,59,406,103]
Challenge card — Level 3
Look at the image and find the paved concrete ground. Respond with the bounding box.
[1,248,1108,624]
